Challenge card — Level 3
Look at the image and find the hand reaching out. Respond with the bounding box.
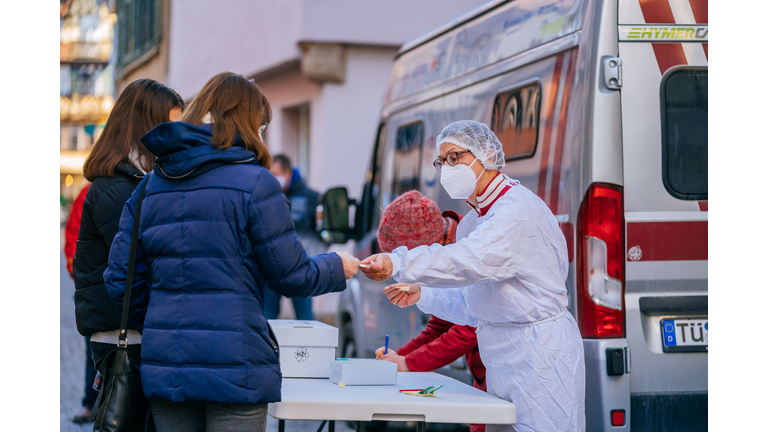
[334,251,360,279]
[359,254,393,281]
[383,284,421,308]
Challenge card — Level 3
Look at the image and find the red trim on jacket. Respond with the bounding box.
[467,173,514,217]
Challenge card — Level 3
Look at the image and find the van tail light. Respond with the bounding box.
[577,183,625,338]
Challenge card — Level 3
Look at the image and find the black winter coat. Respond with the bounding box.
[73,163,145,336]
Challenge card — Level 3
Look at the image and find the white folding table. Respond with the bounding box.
[269,372,516,432]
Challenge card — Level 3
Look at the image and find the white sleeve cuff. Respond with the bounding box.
[387,252,402,281]
[416,286,433,311]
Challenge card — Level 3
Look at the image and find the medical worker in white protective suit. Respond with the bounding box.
[360,120,586,432]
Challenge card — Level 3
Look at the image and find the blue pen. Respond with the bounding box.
[385,334,389,355]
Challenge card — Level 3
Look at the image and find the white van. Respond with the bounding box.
[321,0,707,430]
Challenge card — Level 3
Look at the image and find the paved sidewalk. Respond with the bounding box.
[60,248,92,432]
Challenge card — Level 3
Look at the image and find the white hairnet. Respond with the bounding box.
[435,120,506,171]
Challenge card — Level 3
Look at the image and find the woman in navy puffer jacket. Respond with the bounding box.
[104,72,360,431]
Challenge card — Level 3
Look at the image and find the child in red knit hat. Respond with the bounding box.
[376,190,458,253]
[375,190,486,432]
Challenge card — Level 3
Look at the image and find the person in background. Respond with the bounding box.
[61,194,69,226]
[64,182,98,423]
[65,184,90,277]
[373,190,487,432]
[73,78,184,429]
[266,154,326,320]
[104,72,359,432]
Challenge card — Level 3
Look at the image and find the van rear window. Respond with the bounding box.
[491,82,541,160]
[393,121,424,196]
[661,68,708,200]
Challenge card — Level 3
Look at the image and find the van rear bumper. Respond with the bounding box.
[630,392,707,431]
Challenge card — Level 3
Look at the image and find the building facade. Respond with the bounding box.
[166,0,487,199]
[59,0,117,211]
[111,0,487,319]
[115,0,487,197]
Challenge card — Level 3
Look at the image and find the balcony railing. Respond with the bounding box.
[60,95,114,123]
[60,41,112,64]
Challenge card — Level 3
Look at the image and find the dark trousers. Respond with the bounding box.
[82,337,99,409]
[150,400,267,432]
[264,289,313,320]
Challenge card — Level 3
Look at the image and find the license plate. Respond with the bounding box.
[661,318,708,353]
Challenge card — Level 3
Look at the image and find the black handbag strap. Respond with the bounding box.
[118,173,152,346]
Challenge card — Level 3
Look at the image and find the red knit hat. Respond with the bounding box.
[378,190,445,254]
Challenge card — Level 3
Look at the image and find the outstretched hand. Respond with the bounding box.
[383,284,421,308]
[359,254,393,281]
[334,251,360,280]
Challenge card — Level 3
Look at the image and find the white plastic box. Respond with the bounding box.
[329,359,398,385]
[268,319,338,378]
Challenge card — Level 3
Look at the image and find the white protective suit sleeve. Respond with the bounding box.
[387,203,532,288]
[416,286,479,327]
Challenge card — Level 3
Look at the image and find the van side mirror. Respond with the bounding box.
[320,187,355,244]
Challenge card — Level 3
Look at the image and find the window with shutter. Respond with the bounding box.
[117,0,161,70]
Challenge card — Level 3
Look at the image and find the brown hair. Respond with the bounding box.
[83,79,184,181]
[180,72,272,169]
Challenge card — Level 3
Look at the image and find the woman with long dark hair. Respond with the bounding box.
[103,72,359,431]
[73,78,183,421]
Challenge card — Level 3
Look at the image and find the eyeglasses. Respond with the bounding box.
[433,150,472,172]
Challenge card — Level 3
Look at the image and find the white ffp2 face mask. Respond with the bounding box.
[440,157,484,199]
[276,175,287,189]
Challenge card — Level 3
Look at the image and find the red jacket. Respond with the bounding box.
[64,183,90,277]
[397,315,486,389]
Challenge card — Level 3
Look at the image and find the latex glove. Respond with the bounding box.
[359,254,393,281]
[384,284,421,308]
[375,347,398,360]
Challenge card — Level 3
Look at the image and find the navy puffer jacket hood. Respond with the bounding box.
[104,121,346,404]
